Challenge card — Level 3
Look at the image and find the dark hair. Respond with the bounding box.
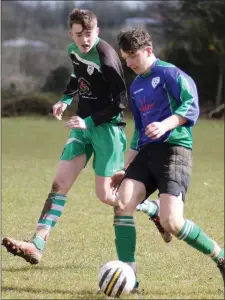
[117,28,152,53]
[68,8,97,30]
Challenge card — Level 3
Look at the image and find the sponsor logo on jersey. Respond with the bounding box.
[139,97,154,113]
[152,77,160,88]
[87,65,94,75]
[78,77,92,96]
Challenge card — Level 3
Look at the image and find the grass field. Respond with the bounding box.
[2,116,224,299]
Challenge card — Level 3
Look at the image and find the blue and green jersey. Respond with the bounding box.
[130,59,199,150]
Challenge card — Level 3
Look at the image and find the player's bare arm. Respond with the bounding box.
[145,114,187,139]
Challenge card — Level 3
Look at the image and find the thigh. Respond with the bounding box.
[159,193,184,221]
[157,145,192,201]
[53,154,87,193]
[95,175,116,205]
[61,129,93,163]
[90,124,127,176]
[124,147,157,200]
[159,193,185,234]
[115,178,146,215]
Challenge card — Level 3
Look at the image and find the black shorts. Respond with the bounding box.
[124,143,192,201]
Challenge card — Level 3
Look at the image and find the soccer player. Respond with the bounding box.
[112,128,173,243]
[2,8,129,265]
[2,10,169,268]
[112,28,225,287]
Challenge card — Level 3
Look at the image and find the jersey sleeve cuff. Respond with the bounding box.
[130,146,139,151]
[174,111,195,127]
[60,95,73,105]
[84,116,95,129]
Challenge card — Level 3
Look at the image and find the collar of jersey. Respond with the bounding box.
[141,58,159,78]
[75,37,99,57]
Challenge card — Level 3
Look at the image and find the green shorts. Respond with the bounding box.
[60,123,127,176]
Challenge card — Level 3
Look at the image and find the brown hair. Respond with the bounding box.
[68,8,98,30]
[117,28,152,53]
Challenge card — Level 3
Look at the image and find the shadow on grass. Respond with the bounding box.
[2,263,95,272]
[3,286,223,299]
[2,286,106,299]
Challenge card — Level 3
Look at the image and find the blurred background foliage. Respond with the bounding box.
[2,0,225,118]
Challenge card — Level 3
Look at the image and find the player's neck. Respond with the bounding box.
[142,54,157,75]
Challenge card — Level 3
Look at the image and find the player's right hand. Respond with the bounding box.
[52,101,68,120]
[110,170,125,194]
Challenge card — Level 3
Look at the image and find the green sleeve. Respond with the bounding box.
[60,94,73,105]
[130,128,139,150]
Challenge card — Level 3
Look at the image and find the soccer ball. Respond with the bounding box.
[98,260,136,298]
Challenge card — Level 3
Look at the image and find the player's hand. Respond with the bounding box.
[52,101,67,120]
[64,116,87,130]
[110,170,125,194]
[145,122,167,139]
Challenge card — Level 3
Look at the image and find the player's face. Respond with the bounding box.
[70,23,99,53]
[120,48,152,75]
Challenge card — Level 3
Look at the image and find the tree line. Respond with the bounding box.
[2,0,225,117]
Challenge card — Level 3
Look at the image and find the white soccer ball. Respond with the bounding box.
[98,260,136,298]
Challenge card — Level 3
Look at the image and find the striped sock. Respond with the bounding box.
[32,235,45,251]
[32,193,67,250]
[177,219,224,263]
[136,200,159,217]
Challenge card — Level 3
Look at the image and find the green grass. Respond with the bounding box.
[2,116,224,299]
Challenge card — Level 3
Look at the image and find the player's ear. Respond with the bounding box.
[96,27,100,35]
[69,30,73,38]
[146,47,152,57]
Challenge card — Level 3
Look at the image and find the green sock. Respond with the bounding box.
[177,219,224,263]
[114,216,138,287]
[33,193,67,250]
[114,216,136,262]
[136,200,158,217]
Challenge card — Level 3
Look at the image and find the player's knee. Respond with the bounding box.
[115,200,126,213]
[160,216,183,235]
[114,198,135,215]
[51,178,70,194]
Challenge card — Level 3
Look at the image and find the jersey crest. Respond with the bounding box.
[152,76,160,88]
[87,65,94,75]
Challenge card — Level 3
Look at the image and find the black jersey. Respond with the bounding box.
[60,37,127,127]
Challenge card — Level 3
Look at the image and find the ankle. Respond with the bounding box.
[32,235,46,252]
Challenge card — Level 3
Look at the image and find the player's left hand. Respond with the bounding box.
[65,116,87,130]
[145,122,167,139]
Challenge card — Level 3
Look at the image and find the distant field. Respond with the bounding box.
[2,116,224,299]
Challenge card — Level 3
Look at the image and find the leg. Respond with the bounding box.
[159,193,186,236]
[136,197,173,243]
[136,198,160,216]
[2,155,86,264]
[113,145,157,280]
[36,155,87,239]
[157,144,224,282]
[2,129,90,264]
[91,124,126,205]
[95,175,117,206]
[159,193,224,266]
[114,178,146,283]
